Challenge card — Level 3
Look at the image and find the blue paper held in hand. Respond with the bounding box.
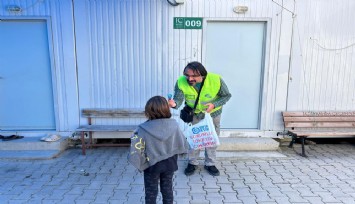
[183,113,220,150]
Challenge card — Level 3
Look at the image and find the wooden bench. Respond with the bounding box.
[278,111,355,157]
[76,108,145,155]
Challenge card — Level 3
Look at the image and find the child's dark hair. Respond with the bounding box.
[145,96,172,120]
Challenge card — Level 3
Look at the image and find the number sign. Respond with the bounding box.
[174,17,203,29]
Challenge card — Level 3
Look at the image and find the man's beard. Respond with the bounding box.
[187,80,196,86]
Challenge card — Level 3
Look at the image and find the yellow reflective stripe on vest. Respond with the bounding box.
[177,73,221,113]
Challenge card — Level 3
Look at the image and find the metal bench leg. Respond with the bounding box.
[81,131,86,155]
[288,133,296,148]
[89,132,93,146]
[300,137,307,157]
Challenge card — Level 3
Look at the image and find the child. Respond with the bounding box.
[129,96,189,204]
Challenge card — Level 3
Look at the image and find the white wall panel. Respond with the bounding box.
[288,0,355,112]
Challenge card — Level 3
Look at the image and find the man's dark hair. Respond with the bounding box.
[145,96,172,120]
[183,61,208,77]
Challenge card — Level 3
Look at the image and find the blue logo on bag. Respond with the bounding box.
[192,125,209,134]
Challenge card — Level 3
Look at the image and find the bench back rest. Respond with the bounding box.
[82,108,146,125]
[82,108,145,118]
[283,111,355,130]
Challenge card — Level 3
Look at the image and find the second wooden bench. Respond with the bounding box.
[278,111,355,157]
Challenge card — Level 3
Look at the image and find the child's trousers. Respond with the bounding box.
[144,171,174,204]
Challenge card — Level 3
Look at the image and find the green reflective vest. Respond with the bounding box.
[178,73,221,114]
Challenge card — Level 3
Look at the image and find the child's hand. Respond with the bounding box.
[167,94,176,108]
[168,99,177,108]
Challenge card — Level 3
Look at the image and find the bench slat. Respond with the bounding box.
[82,108,145,118]
[77,125,137,132]
[283,111,355,117]
[289,131,355,137]
[284,116,355,122]
[285,122,355,128]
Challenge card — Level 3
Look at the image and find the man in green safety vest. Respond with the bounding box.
[168,61,231,176]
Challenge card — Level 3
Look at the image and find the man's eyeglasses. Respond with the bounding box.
[184,74,201,78]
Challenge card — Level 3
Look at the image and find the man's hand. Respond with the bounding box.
[205,103,215,113]
[168,99,177,108]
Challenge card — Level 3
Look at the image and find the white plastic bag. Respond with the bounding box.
[184,113,220,150]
